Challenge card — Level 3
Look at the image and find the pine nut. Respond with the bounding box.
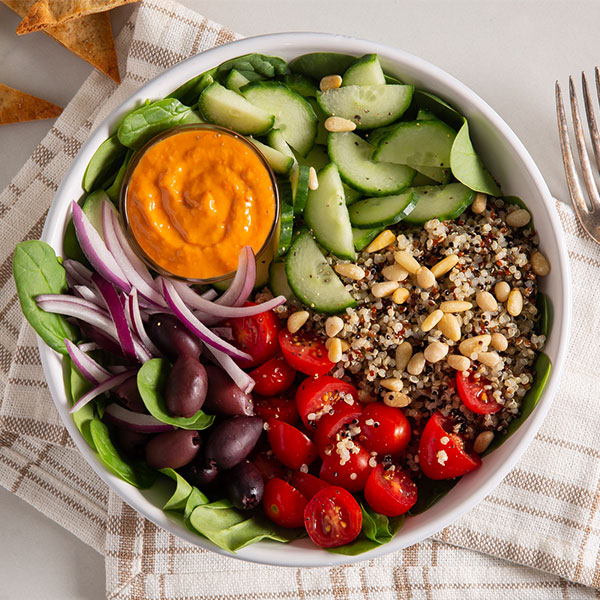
[494,281,510,303]
[325,316,344,338]
[392,287,410,304]
[421,309,444,332]
[381,264,409,282]
[382,391,411,408]
[431,254,459,278]
[334,263,365,280]
[437,313,461,341]
[327,337,343,363]
[440,300,473,313]
[407,352,425,375]
[325,337,350,352]
[395,341,413,372]
[394,250,420,274]
[320,74,342,91]
[424,341,449,363]
[447,354,471,371]
[380,378,404,392]
[478,351,501,367]
[340,339,350,352]
[325,116,356,132]
[372,281,399,298]
[308,167,319,190]
[459,334,491,357]
[471,192,487,214]
[491,332,508,351]
[531,251,550,276]
[416,266,436,289]
[287,310,309,333]
[506,208,531,228]
[507,288,523,316]
[473,430,494,454]
[476,291,498,312]
[366,229,396,252]
[358,389,377,404]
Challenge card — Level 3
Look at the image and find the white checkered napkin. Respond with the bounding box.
[1,1,600,598]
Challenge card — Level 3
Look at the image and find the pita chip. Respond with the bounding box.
[0,82,62,124]
[2,0,121,83]
[16,0,140,34]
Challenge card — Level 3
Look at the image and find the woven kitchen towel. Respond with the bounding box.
[0,1,599,599]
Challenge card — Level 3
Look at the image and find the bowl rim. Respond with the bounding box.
[38,31,572,567]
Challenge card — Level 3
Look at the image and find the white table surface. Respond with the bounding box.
[0,1,596,597]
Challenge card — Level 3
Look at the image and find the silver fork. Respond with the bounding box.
[556,69,600,243]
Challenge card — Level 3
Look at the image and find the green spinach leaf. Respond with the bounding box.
[169,69,217,106]
[412,89,464,130]
[160,468,195,511]
[409,477,459,515]
[105,149,133,204]
[82,134,128,192]
[289,52,356,80]
[62,218,89,266]
[65,358,97,449]
[217,53,289,83]
[536,292,551,337]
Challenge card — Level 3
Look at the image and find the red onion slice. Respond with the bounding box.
[128,289,161,357]
[206,346,255,394]
[70,369,137,413]
[104,403,174,433]
[214,245,248,306]
[232,246,257,307]
[63,259,92,287]
[65,339,111,385]
[201,289,218,301]
[73,285,104,307]
[77,342,101,352]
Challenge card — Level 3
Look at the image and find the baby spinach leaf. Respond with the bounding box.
[13,240,78,355]
[169,69,217,106]
[137,358,214,430]
[62,218,89,266]
[105,149,133,204]
[65,357,97,449]
[412,89,464,130]
[536,293,551,337]
[289,52,356,80]
[408,477,459,515]
[160,468,195,511]
[450,119,501,196]
[183,486,210,533]
[83,134,128,193]
[89,419,156,488]
[217,53,289,83]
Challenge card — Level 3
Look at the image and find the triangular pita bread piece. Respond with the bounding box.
[0,82,62,124]
[16,0,139,34]
[2,0,121,83]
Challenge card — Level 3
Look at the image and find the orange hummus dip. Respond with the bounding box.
[125,128,276,280]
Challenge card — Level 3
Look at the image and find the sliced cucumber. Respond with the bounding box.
[282,73,317,97]
[199,82,274,135]
[402,183,475,225]
[297,144,329,171]
[366,124,395,147]
[225,69,251,93]
[374,119,457,168]
[317,84,413,129]
[286,231,356,314]
[349,192,417,229]
[410,165,452,184]
[277,188,294,256]
[290,164,310,215]
[242,81,317,156]
[268,260,298,303]
[342,54,386,86]
[304,163,355,260]
[247,137,294,175]
[308,97,329,145]
[267,128,296,161]
[352,226,384,251]
[343,183,362,206]
[289,52,357,80]
[417,108,436,121]
[328,131,415,197]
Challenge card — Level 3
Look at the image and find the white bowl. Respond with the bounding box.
[39,32,571,567]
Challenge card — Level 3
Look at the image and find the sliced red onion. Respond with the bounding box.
[201,289,218,301]
[70,369,137,413]
[73,285,104,307]
[232,246,256,307]
[63,259,92,287]
[211,326,233,340]
[161,278,252,362]
[128,289,161,357]
[206,346,255,394]
[65,339,111,385]
[77,342,101,352]
[104,403,174,433]
[71,201,131,293]
[214,246,249,306]
[109,365,130,374]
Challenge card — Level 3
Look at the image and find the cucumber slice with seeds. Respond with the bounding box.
[247,137,294,175]
[352,226,384,251]
[402,183,475,225]
[225,69,251,94]
[342,54,386,86]
[349,192,417,229]
[268,260,298,303]
[290,164,310,215]
[276,183,294,256]
[267,128,296,160]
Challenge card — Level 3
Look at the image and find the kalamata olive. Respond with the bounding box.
[225,461,264,510]
[165,356,208,417]
[204,416,263,469]
[147,314,203,360]
[114,375,146,413]
[115,429,151,459]
[180,460,220,488]
[145,429,201,469]
[203,365,254,416]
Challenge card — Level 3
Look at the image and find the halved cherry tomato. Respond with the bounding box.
[418,411,482,480]
[289,471,329,500]
[263,477,307,528]
[364,464,418,516]
[319,441,372,492]
[249,354,296,396]
[230,304,281,368]
[456,372,503,414]
[279,329,334,376]
[313,403,362,458]
[266,419,317,470]
[358,403,411,457]
[254,394,299,424]
[295,376,359,427]
[251,448,288,482]
[304,486,362,548]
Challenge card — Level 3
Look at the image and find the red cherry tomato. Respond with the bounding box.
[364,464,418,516]
[279,329,334,376]
[358,403,411,457]
[267,419,318,470]
[249,354,296,396]
[263,477,307,528]
[456,372,503,414]
[313,403,362,458]
[230,304,281,368]
[254,394,299,424]
[289,471,329,500]
[295,376,359,427]
[304,486,363,548]
[252,448,288,482]
[418,412,482,480]
[319,441,372,492]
